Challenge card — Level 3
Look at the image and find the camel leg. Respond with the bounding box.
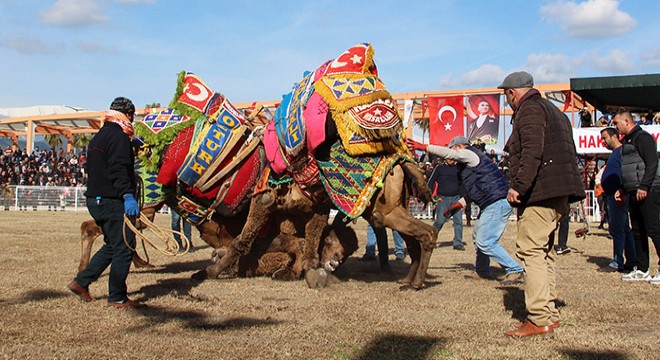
[302,209,329,271]
[197,190,275,280]
[381,206,436,289]
[399,234,421,285]
[78,220,102,273]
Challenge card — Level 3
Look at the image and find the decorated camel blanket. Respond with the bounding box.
[264,43,413,213]
[317,140,406,219]
[153,72,264,223]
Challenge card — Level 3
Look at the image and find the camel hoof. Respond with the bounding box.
[304,269,320,288]
[191,270,208,282]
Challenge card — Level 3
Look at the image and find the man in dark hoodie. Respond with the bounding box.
[67,97,145,308]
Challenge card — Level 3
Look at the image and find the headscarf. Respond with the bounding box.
[103,110,134,137]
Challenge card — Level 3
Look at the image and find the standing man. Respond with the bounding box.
[499,71,585,338]
[408,136,524,283]
[426,160,464,250]
[171,210,193,251]
[67,97,146,308]
[599,127,636,272]
[613,111,660,283]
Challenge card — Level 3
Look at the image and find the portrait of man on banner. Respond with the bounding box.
[428,95,465,146]
[466,94,500,144]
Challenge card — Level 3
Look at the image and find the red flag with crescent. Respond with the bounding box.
[178,73,214,113]
[428,95,465,146]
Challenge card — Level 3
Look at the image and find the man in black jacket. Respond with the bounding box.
[613,111,660,283]
[67,97,145,308]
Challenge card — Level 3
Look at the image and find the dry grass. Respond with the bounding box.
[0,211,658,360]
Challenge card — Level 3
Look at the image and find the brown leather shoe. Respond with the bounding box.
[512,320,559,329]
[505,320,554,338]
[67,281,92,302]
[500,272,525,285]
[107,299,146,309]
[464,272,496,280]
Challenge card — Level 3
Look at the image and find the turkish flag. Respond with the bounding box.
[428,95,465,146]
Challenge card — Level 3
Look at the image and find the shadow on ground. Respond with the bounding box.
[559,349,630,360]
[497,286,526,321]
[352,333,447,360]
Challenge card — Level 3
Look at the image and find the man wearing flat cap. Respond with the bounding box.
[500,71,584,337]
[407,135,525,284]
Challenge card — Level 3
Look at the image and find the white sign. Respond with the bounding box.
[573,125,660,154]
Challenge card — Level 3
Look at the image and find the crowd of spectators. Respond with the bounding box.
[0,145,87,188]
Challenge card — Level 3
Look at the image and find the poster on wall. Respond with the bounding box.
[466,94,500,144]
[428,95,464,146]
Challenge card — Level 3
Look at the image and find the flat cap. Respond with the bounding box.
[449,136,470,148]
[497,71,534,89]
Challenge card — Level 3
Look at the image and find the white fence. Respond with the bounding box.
[1,186,601,223]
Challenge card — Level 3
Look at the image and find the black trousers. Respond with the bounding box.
[628,190,660,272]
[75,198,135,302]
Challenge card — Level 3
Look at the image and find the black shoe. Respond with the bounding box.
[555,246,571,255]
[359,254,377,262]
[453,244,465,251]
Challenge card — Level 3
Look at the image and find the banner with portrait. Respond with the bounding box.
[428,95,464,146]
[466,94,500,145]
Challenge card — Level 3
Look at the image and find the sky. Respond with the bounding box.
[1,0,659,111]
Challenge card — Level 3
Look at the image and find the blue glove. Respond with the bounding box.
[123,193,139,217]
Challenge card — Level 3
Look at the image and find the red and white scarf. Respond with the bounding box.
[103,110,134,137]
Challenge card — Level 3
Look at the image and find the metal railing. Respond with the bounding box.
[1,186,601,223]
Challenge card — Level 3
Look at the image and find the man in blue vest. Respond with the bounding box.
[408,136,524,284]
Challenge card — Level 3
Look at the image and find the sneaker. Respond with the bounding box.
[621,269,651,281]
[453,244,465,251]
[500,272,525,285]
[395,253,405,262]
[650,271,660,285]
[555,246,571,255]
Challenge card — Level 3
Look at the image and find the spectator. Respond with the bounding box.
[171,210,193,251]
[499,71,585,338]
[599,127,636,273]
[613,111,660,283]
[407,135,524,284]
[426,159,465,250]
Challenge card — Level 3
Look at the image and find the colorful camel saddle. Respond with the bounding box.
[154,71,265,224]
[134,158,167,209]
[317,140,407,219]
[133,108,195,172]
[264,43,411,201]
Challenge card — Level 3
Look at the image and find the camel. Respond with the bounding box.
[78,205,359,281]
[193,43,437,289]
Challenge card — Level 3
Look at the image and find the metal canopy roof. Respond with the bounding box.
[570,73,660,112]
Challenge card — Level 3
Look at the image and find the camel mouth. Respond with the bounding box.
[323,259,341,272]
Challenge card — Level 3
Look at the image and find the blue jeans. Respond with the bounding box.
[433,194,463,246]
[366,225,404,257]
[171,211,192,247]
[473,198,523,275]
[606,195,636,270]
[76,198,135,303]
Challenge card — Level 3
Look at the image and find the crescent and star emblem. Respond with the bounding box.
[438,105,457,131]
[184,83,209,102]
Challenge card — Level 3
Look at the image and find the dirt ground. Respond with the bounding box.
[0,211,658,360]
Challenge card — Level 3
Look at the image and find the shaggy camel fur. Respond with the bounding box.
[200,161,437,289]
[78,207,358,281]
